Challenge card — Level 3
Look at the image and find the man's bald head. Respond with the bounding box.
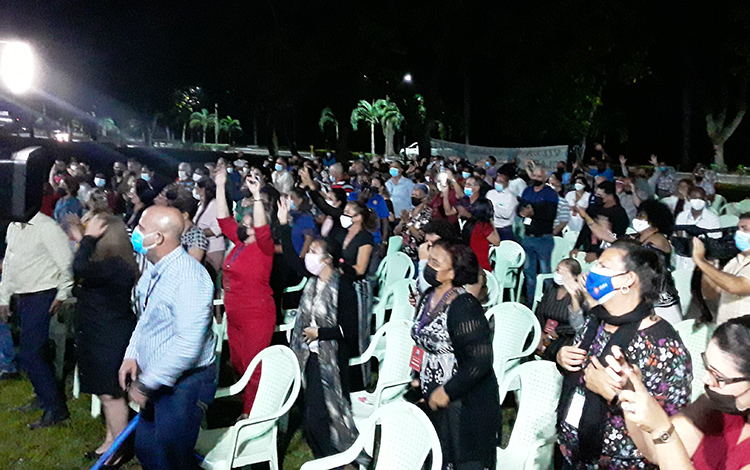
[141,206,184,242]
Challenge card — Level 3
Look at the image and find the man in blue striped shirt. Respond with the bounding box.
[119,206,216,470]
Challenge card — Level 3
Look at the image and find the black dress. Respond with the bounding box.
[73,236,137,397]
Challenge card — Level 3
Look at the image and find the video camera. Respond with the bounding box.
[671,225,740,262]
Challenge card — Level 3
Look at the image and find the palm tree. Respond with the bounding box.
[319,107,339,146]
[220,116,243,144]
[350,100,381,156]
[377,99,404,157]
[190,108,211,144]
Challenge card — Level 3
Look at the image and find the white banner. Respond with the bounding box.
[430,139,568,168]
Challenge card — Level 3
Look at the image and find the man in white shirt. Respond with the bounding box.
[485,167,518,240]
[674,187,720,271]
[385,161,415,221]
[272,156,294,195]
[0,211,73,428]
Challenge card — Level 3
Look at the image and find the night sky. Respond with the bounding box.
[2,0,750,168]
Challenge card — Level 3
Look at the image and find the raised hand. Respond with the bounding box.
[650,155,659,167]
[619,155,627,165]
[300,167,314,189]
[246,176,261,199]
[84,216,108,239]
[214,161,228,187]
[277,196,291,225]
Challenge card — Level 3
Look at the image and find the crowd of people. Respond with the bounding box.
[1,145,750,470]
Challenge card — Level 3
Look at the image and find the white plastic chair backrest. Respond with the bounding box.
[240,346,301,433]
[489,241,526,288]
[562,229,580,245]
[719,214,739,228]
[498,361,562,469]
[483,268,501,308]
[374,320,416,402]
[485,302,541,382]
[212,318,227,355]
[551,237,574,270]
[671,269,693,314]
[570,251,594,273]
[371,402,442,470]
[711,194,726,213]
[387,279,418,323]
[377,252,415,292]
[722,202,739,216]
[532,273,554,312]
[737,199,750,214]
[673,319,715,402]
[387,236,403,255]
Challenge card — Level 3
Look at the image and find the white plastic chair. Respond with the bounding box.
[485,302,542,387]
[386,235,403,255]
[721,202,739,216]
[375,252,415,297]
[489,241,526,302]
[561,226,579,245]
[531,273,554,312]
[349,320,415,427]
[719,214,739,228]
[300,402,442,470]
[710,194,726,214]
[671,269,693,314]
[483,268,502,309]
[673,319,716,402]
[497,361,563,470]
[372,278,416,332]
[550,236,574,271]
[736,199,750,215]
[195,345,301,470]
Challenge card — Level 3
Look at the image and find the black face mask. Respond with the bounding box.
[114,169,123,176]
[236,226,250,243]
[57,187,67,197]
[411,197,423,207]
[370,186,380,194]
[593,196,604,206]
[531,179,544,187]
[423,264,441,288]
[704,385,749,415]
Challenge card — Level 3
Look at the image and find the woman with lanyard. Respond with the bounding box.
[553,239,691,469]
[214,162,276,417]
[409,240,498,470]
[579,200,683,325]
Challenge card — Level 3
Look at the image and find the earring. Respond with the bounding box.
[620,285,630,295]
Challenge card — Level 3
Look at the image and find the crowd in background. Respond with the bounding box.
[3,143,750,470]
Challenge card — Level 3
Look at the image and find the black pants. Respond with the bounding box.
[303,354,337,459]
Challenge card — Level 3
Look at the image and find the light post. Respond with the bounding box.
[0,41,34,94]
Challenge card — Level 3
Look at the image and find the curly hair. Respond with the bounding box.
[636,199,675,235]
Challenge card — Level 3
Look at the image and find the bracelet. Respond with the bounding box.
[253,198,263,203]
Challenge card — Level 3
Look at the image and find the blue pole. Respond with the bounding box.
[90,414,140,470]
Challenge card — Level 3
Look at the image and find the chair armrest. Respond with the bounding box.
[283,277,308,294]
[373,379,411,408]
[349,325,388,366]
[300,435,366,470]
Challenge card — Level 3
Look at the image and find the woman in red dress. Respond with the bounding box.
[215,163,276,415]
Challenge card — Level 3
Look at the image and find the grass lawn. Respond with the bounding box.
[0,374,517,470]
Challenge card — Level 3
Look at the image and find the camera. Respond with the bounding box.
[671,225,739,262]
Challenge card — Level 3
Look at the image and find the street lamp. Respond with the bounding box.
[0,41,34,94]
[403,73,413,83]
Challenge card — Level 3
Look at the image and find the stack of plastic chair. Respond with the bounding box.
[496,361,563,470]
[489,241,526,303]
[300,402,442,470]
[349,320,415,428]
[720,214,740,228]
[195,345,301,470]
[485,302,541,388]
[673,319,716,402]
[374,252,414,300]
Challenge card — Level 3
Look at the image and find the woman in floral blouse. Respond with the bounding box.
[395,183,433,260]
[552,239,692,469]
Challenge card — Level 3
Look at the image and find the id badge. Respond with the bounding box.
[565,392,585,428]
[409,346,424,372]
[523,217,532,225]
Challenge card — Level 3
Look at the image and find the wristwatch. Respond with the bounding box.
[652,423,675,444]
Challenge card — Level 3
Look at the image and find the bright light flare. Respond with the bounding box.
[403,73,413,83]
[1,42,34,94]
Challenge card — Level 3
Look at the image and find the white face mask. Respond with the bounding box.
[94,178,106,188]
[632,218,650,233]
[690,199,706,211]
[574,182,585,191]
[553,272,565,286]
[304,252,327,276]
[340,215,353,229]
[178,170,188,180]
[193,188,201,200]
[193,173,202,182]
[494,182,504,192]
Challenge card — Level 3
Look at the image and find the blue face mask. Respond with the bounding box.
[464,187,473,197]
[486,161,491,167]
[585,266,628,304]
[389,168,399,177]
[275,163,284,172]
[290,200,296,211]
[462,171,471,179]
[494,182,504,192]
[131,227,156,256]
[735,231,750,252]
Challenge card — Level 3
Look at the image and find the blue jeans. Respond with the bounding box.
[16,289,67,414]
[496,226,515,242]
[136,364,217,470]
[0,321,17,373]
[521,235,554,307]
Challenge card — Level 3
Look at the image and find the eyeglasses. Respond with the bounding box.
[702,352,750,388]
